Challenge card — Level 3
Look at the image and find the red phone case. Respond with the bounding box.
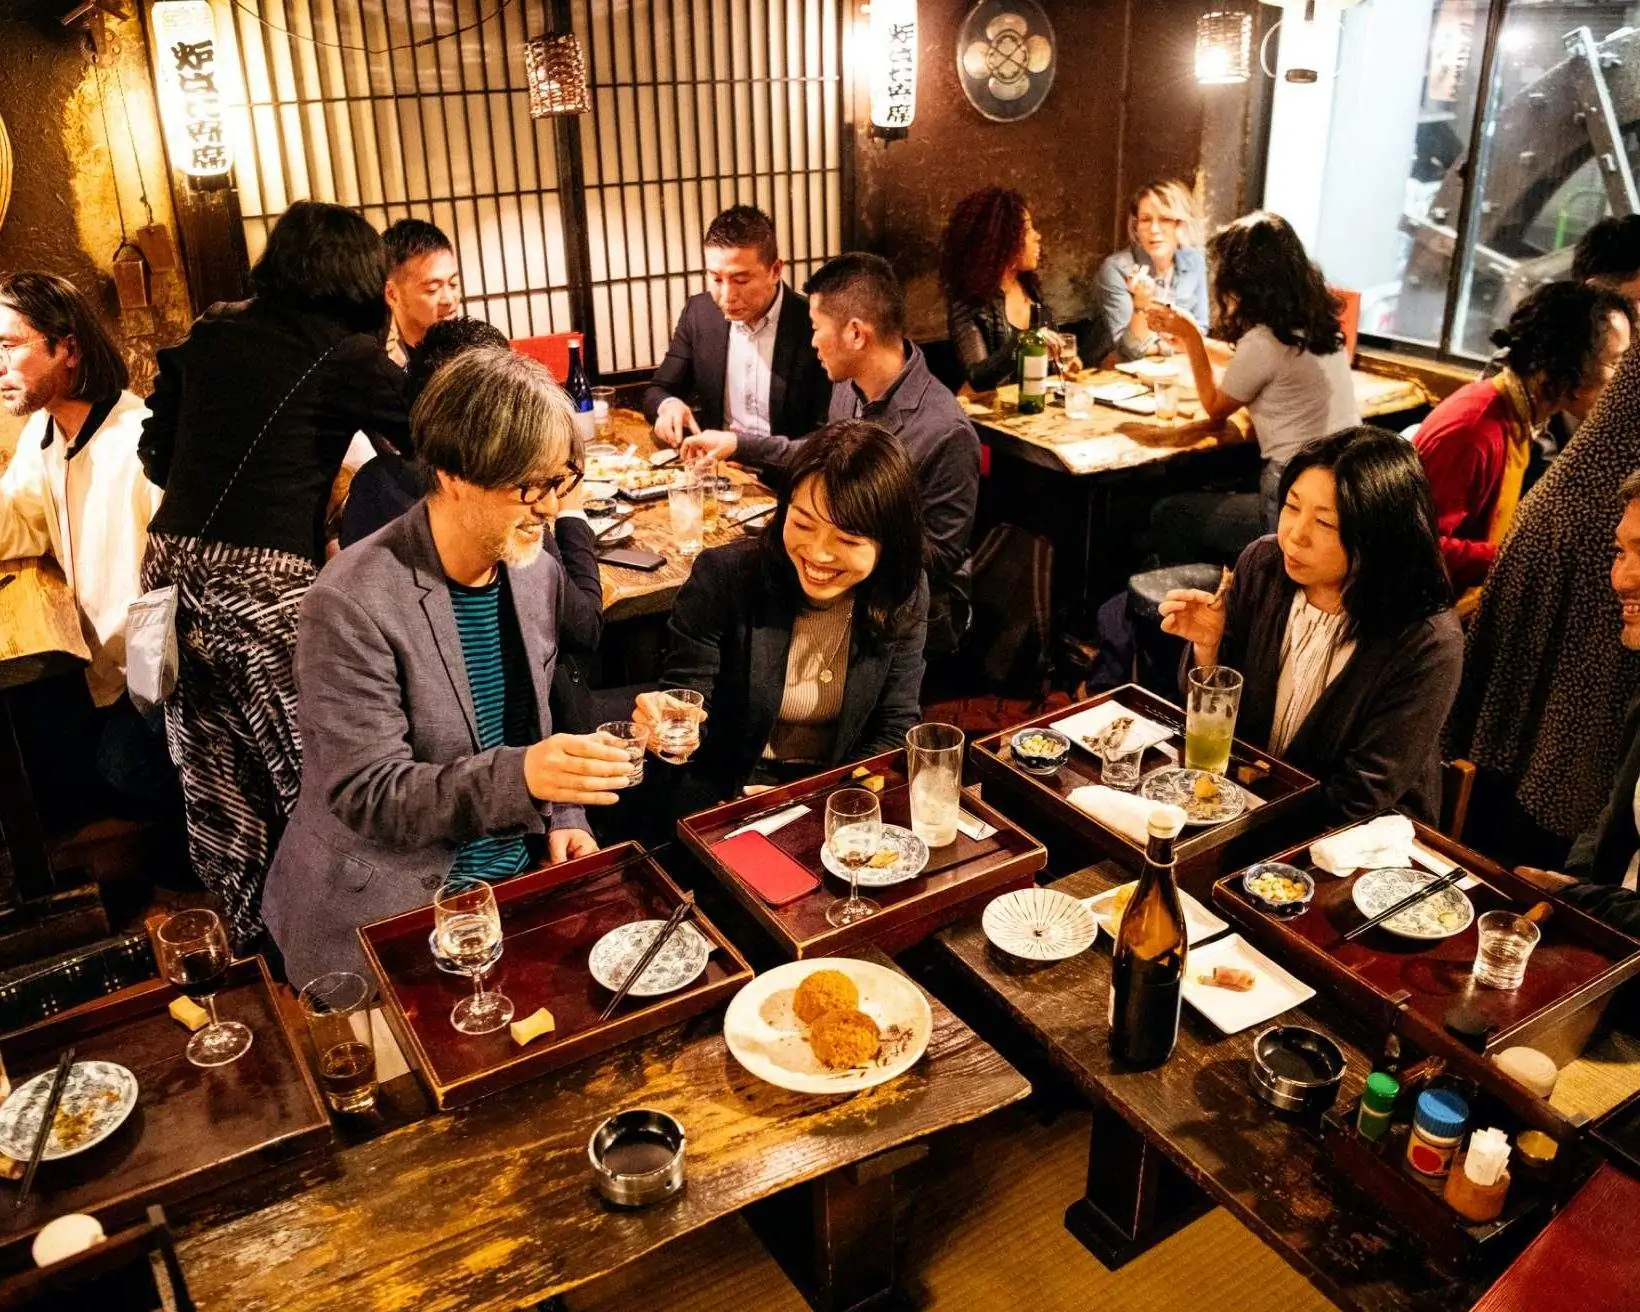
[712,830,820,907]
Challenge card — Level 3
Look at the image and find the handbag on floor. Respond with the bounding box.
[124,340,343,712]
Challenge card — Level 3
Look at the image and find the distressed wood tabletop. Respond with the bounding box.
[933,864,1490,1312]
[0,555,89,691]
[175,950,1028,1311]
[597,410,776,623]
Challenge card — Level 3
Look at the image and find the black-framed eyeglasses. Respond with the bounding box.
[517,461,582,505]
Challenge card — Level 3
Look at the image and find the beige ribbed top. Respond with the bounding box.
[763,597,854,763]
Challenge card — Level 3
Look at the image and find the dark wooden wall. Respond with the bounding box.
[852,0,1209,340]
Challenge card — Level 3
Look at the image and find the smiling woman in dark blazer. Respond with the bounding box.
[1160,426,1462,822]
[635,419,928,816]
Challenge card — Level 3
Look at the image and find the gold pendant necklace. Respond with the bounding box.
[817,607,852,685]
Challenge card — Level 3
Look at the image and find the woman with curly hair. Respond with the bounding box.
[940,187,1079,391]
[1094,179,1210,362]
[1145,211,1360,565]
[1416,281,1631,610]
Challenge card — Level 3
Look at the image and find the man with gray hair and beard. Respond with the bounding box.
[263,347,631,985]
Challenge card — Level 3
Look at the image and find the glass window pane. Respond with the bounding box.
[1266,0,1495,350]
[1450,4,1640,358]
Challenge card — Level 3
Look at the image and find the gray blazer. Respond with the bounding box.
[263,502,588,986]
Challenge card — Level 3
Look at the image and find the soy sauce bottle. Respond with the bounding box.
[1108,806,1188,1066]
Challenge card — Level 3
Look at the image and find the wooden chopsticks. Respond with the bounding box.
[599,895,695,1021]
[14,1047,74,1212]
[1342,870,1467,942]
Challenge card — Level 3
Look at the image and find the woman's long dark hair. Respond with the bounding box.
[1209,211,1343,355]
[1277,426,1452,641]
[939,187,1040,306]
[251,200,390,336]
[760,419,925,647]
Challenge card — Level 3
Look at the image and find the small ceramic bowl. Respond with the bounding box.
[1249,1025,1345,1116]
[588,1108,686,1207]
[1010,727,1071,776]
[584,496,619,519]
[1240,862,1316,916]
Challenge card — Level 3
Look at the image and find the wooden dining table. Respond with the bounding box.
[173,947,1030,1312]
[596,409,776,623]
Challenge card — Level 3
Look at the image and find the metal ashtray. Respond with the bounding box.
[1249,1024,1346,1116]
[588,1108,686,1208]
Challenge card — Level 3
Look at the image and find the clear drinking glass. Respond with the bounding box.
[907,722,964,848]
[433,882,513,1035]
[1101,744,1144,791]
[598,720,649,787]
[591,386,617,438]
[1153,376,1179,421]
[668,477,705,557]
[156,909,253,1068]
[298,971,378,1113]
[1063,380,1094,420]
[825,788,882,927]
[1186,666,1243,775]
[1472,910,1541,990]
[654,688,705,763]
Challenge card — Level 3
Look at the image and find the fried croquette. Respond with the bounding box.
[793,969,859,1025]
[807,1008,881,1070]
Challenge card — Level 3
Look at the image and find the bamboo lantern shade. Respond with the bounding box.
[524,34,592,118]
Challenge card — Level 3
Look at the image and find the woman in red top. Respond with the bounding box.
[1415,281,1631,608]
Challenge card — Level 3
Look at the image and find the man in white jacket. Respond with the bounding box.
[0,271,168,810]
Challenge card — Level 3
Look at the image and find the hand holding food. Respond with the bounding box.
[1158,587,1227,651]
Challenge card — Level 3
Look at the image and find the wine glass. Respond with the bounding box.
[825,788,882,927]
[156,909,253,1068]
[433,882,514,1035]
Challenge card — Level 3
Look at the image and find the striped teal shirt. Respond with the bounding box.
[447,576,532,885]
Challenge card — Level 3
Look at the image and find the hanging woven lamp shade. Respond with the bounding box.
[1195,11,1253,85]
[524,34,591,118]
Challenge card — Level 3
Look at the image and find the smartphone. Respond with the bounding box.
[599,547,667,571]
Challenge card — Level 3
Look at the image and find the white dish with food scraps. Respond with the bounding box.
[818,823,929,888]
[723,958,932,1094]
[983,888,1098,961]
[1115,358,1181,381]
[588,920,712,997]
[1048,702,1173,757]
[0,1060,139,1161]
[1139,767,1248,826]
[1350,868,1475,940]
[1181,934,1316,1035]
[1084,881,1229,946]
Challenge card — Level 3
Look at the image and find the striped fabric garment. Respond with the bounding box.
[140,532,316,950]
[446,577,532,886]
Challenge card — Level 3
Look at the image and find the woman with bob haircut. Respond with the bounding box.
[1094,179,1210,363]
[138,199,410,951]
[940,187,1080,390]
[634,419,929,815]
[1145,210,1360,565]
[1160,426,1462,822]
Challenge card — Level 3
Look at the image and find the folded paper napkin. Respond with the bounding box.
[1310,813,1416,876]
[1051,702,1173,756]
[1068,786,1186,844]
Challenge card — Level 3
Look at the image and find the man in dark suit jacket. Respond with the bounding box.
[684,253,980,656]
[262,348,631,985]
[642,205,831,447]
[1519,472,1640,932]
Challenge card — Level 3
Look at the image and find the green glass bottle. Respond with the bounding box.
[1016,304,1050,415]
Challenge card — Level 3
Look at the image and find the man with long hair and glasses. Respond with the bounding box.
[263,347,631,985]
[0,271,172,820]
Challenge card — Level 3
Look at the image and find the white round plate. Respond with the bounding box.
[0,1060,138,1161]
[648,448,681,467]
[1139,768,1247,826]
[588,920,711,997]
[723,958,933,1094]
[1351,867,1475,941]
[982,888,1096,961]
[819,824,929,888]
[590,518,634,544]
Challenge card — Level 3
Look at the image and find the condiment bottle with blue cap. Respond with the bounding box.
[1405,1088,1469,1177]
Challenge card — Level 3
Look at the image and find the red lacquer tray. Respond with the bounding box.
[358,843,753,1109]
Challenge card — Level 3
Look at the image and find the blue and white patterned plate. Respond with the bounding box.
[589,920,712,997]
[0,1060,138,1161]
[1351,867,1475,940]
[820,824,930,888]
[982,888,1097,961]
[1139,768,1247,826]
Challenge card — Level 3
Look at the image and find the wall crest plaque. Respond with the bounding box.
[957,0,1056,123]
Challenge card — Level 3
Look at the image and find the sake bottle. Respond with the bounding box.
[1108,806,1189,1066]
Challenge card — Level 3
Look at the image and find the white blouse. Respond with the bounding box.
[1270,591,1356,755]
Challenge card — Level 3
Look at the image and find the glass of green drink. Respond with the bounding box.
[1185,666,1242,775]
